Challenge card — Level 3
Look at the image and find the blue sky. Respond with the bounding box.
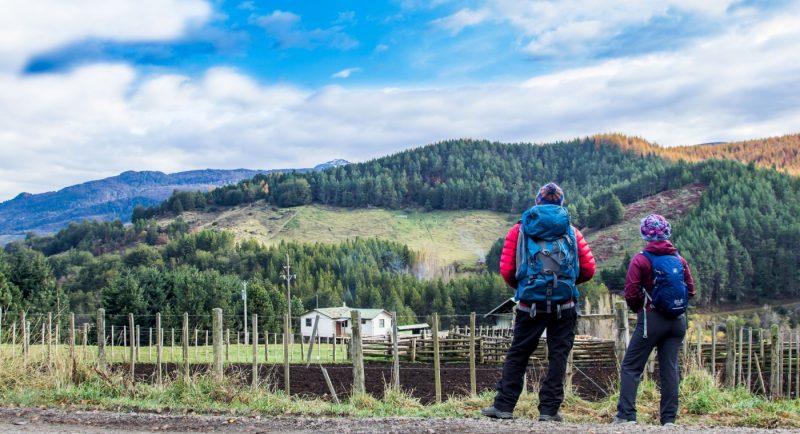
[1,0,800,200]
[20,0,754,86]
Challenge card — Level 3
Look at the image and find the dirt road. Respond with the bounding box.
[0,407,792,434]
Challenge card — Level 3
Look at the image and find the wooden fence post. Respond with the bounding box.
[148,327,153,362]
[283,314,290,394]
[128,314,135,380]
[171,328,175,362]
[787,331,793,398]
[156,313,162,386]
[770,324,779,398]
[738,326,744,385]
[82,323,88,361]
[711,323,717,379]
[725,320,735,388]
[614,301,629,366]
[182,313,189,382]
[225,328,230,362]
[469,312,477,396]
[432,313,442,403]
[47,312,53,367]
[321,366,340,404]
[332,332,337,362]
[306,315,320,367]
[252,314,259,388]
[391,312,400,391]
[96,309,105,368]
[747,328,753,391]
[11,322,16,358]
[411,337,417,363]
[696,323,703,368]
[131,324,142,362]
[69,313,76,381]
[21,313,28,362]
[212,308,223,381]
[351,310,365,395]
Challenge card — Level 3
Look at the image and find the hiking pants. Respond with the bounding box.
[493,307,577,415]
[617,311,687,424]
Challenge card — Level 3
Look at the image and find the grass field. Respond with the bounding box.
[171,203,515,265]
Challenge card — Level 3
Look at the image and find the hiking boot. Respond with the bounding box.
[612,417,636,425]
[538,413,563,422]
[481,406,513,419]
[663,422,677,427]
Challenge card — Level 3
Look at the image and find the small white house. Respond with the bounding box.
[300,304,393,339]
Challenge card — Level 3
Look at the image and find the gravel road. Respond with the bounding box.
[0,407,791,433]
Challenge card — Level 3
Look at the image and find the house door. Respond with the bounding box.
[336,321,342,337]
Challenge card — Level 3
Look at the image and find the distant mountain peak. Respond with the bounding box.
[314,159,351,171]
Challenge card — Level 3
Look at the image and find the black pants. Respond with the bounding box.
[493,308,577,415]
[617,311,686,424]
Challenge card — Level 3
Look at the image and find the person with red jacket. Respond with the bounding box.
[482,183,596,421]
[614,214,695,426]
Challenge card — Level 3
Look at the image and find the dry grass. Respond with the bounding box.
[0,352,798,428]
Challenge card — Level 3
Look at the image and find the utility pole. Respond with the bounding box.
[280,253,297,343]
[242,281,248,346]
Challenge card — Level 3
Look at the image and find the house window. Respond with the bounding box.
[305,318,311,327]
[379,319,385,328]
[342,320,348,327]
[361,319,367,325]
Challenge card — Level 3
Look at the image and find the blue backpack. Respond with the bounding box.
[514,205,579,315]
[641,251,688,318]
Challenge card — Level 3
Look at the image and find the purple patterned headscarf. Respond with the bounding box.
[640,214,672,241]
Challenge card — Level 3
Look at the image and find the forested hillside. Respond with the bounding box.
[3,136,800,329]
[597,132,800,175]
[145,138,695,231]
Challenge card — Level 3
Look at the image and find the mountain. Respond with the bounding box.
[0,160,351,240]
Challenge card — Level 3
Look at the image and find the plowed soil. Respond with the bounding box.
[112,362,618,403]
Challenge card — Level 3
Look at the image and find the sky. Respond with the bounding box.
[1,0,800,201]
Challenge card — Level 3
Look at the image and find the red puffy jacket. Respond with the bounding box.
[499,223,596,288]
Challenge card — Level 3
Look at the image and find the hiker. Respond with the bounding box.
[614,214,695,426]
[482,182,596,421]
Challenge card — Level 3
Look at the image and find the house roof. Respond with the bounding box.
[303,306,389,320]
[483,297,516,318]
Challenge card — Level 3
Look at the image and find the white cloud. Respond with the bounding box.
[2,8,800,200]
[0,0,212,72]
[444,0,744,57]
[332,68,361,79]
[251,10,358,50]
[373,44,390,54]
[430,8,491,35]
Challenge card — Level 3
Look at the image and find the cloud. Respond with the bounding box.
[237,1,256,11]
[332,68,361,79]
[2,8,800,200]
[0,0,212,72]
[251,10,358,50]
[431,8,491,35]
[373,44,390,54]
[451,0,745,58]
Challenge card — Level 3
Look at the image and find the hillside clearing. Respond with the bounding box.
[169,204,516,265]
[584,183,706,269]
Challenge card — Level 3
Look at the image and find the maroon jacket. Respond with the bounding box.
[624,240,696,313]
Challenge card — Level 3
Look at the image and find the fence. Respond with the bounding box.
[0,305,798,402]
